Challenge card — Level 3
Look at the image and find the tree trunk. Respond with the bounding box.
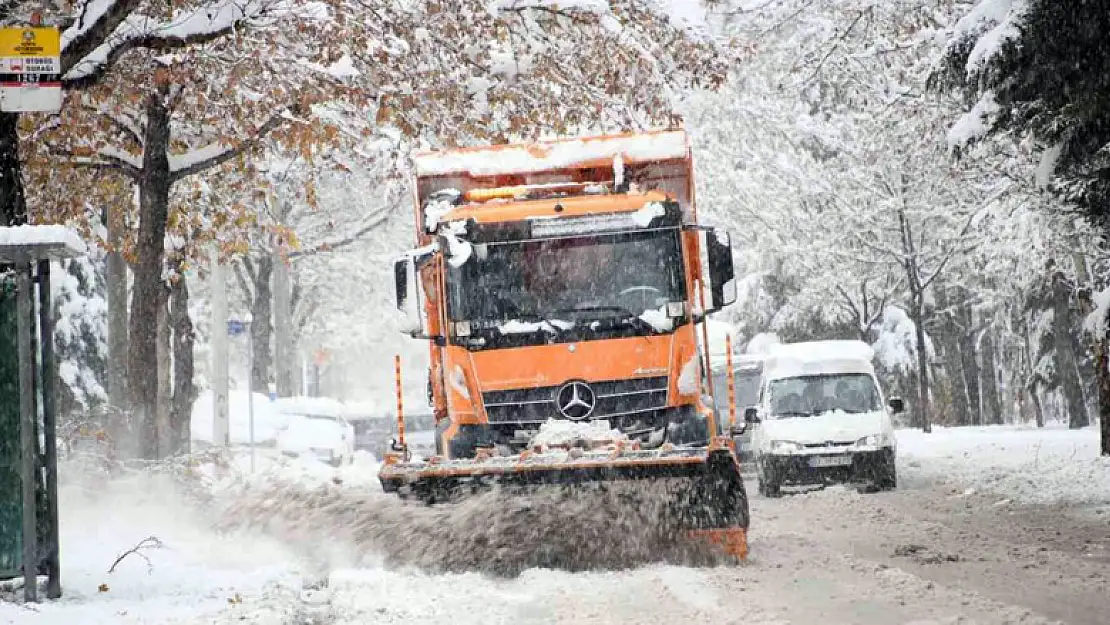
[1031,385,1045,427]
[1098,331,1110,456]
[106,201,129,410]
[127,88,172,460]
[169,276,194,455]
[1050,270,1089,428]
[933,283,970,426]
[0,112,26,226]
[249,255,274,392]
[955,290,982,425]
[911,295,932,433]
[980,327,1003,425]
[155,287,171,457]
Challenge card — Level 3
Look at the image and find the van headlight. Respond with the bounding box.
[856,433,892,448]
[770,440,803,453]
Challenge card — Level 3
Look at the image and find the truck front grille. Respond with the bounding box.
[482,376,669,424]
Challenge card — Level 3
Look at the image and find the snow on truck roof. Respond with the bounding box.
[412,129,689,178]
[763,340,876,380]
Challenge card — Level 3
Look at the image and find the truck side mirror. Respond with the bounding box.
[394,254,428,338]
[888,397,905,414]
[743,406,760,424]
[698,227,737,313]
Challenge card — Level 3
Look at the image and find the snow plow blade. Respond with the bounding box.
[378,440,749,562]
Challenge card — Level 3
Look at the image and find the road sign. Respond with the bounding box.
[312,348,330,366]
[227,319,247,336]
[0,26,61,113]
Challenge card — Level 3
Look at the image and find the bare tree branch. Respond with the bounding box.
[169,114,286,182]
[108,535,165,574]
[51,148,141,180]
[64,3,279,89]
[60,0,146,77]
[287,210,389,260]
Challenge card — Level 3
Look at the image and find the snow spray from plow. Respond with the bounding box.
[212,477,740,577]
[301,353,749,574]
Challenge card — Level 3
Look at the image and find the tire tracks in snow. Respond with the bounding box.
[747,480,1107,624]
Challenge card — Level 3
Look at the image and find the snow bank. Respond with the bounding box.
[528,419,627,451]
[897,424,1110,507]
[0,469,301,624]
[412,130,687,177]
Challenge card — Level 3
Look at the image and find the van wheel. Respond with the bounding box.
[874,450,896,490]
[876,466,896,490]
[757,463,781,498]
[758,477,781,498]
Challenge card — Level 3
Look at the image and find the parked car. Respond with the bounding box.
[744,339,903,496]
[275,413,356,466]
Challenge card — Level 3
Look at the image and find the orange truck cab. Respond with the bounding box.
[393,129,739,461]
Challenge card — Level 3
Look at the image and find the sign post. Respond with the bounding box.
[0,23,61,113]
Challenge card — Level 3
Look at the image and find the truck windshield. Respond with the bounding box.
[766,373,881,417]
[446,228,685,337]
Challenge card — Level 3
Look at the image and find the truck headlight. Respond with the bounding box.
[770,440,803,453]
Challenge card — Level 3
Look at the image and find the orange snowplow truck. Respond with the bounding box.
[381,129,750,559]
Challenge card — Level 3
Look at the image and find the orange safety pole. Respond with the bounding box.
[725,334,736,430]
[394,354,406,449]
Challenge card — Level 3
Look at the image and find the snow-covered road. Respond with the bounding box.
[2,425,1107,624]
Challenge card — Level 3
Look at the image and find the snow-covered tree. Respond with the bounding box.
[52,254,109,419]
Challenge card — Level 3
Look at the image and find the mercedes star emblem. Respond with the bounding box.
[556,381,596,420]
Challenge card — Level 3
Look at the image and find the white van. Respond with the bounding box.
[741,339,903,496]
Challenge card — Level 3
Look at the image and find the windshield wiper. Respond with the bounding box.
[555,305,659,334]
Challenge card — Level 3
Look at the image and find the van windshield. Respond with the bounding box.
[767,373,880,417]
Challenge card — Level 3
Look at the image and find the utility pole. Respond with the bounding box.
[210,248,229,446]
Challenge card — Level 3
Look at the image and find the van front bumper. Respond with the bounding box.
[762,447,894,487]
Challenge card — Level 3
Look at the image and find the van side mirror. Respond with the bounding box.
[888,397,905,414]
[743,406,760,424]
